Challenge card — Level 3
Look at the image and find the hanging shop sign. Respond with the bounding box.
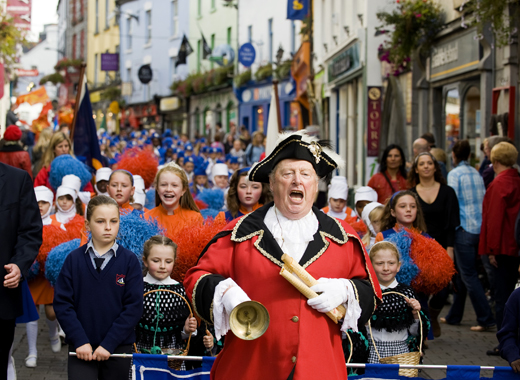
[101,53,119,71]
[367,86,382,157]
[138,65,153,84]
[238,43,256,67]
[160,97,180,112]
[430,29,480,82]
[328,42,360,83]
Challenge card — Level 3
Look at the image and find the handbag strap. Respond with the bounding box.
[367,291,423,361]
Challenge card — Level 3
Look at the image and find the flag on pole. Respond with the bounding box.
[72,74,103,170]
[176,35,194,67]
[201,33,212,59]
[287,0,309,20]
[265,86,281,156]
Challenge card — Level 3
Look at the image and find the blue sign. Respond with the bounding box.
[238,43,256,67]
[287,0,309,20]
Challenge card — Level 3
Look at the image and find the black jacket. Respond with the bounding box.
[0,162,42,319]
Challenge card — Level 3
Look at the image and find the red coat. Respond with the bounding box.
[34,164,95,193]
[367,171,409,204]
[479,168,520,257]
[0,144,32,179]
[184,203,381,380]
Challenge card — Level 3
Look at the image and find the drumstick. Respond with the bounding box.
[281,254,347,318]
[280,266,341,324]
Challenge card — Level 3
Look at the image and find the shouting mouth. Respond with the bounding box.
[289,190,304,201]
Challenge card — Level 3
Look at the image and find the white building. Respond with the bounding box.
[16,24,60,99]
[314,0,396,187]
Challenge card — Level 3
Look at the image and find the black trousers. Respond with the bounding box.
[68,344,132,380]
[0,319,15,380]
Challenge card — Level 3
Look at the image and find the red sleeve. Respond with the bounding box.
[480,184,507,255]
[34,166,49,187]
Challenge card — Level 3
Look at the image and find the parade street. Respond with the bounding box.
[11,296,509,380]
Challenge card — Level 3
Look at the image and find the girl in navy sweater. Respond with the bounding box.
[54,195,143,380]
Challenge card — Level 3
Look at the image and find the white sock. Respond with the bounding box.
[47,318,58,340]
[26,321,38,357]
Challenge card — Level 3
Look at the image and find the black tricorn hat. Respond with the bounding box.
[249,131,344,183]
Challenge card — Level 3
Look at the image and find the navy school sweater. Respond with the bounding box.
[53,244,143,353]
[498,288,520,364]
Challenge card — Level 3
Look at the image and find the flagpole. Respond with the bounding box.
[70,63,87,141]
[272,79,282,133]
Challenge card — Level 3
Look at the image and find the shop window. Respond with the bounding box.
[463,86,481,166]
[445,89,460,152]
[253,105,264,132]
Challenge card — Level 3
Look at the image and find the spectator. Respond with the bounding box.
[421,132,436,149]
[239,126,251,147]
[479,142,520,356]
[244,131,265,166]
[31,127,54,178]
[412,138,429,158]
[0,126,32,179]
[431,147,448,179]
[481,136,515,188]
[229,139,245,160]
[479,138,491,175]
[367,144,409,204]
[442,140,495,332]
[34,132,72,189]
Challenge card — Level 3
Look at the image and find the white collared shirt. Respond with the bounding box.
[86,240,119,272]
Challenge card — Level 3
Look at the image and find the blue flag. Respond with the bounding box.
[73,75,103,170]
[287,0,309,20]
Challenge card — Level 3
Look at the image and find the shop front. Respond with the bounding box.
[120,101,160,130]
[235,79,296,133]
[189,88,238,140]
[157,95,188,135]
[426,27,490,168]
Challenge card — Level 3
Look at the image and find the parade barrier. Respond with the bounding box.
[70,353,520,380]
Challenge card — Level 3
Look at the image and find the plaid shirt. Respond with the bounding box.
[447,160,486,234]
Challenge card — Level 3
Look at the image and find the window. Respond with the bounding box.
[197,39,201,72]
[291,21,296,54]
[105,0,109,29]
[80,30,84,59]
[126,18,132,50]
[95,0,99,33]
[94,53,98,85]
[248,25,252,43]
[197,0,201,16]
[127,67,131,82]
[170,0,178,36]
[72,0,76,23]
[72,33,77,59]
[268,18,273,62]
[115,45,120,79]
[211,34,215,69]
[211,0,216,9]
[227,27,232,45]
[79,0,84,18]
[145,10,152,44]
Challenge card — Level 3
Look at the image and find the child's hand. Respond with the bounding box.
[203,331,214,350]
[184,316,197,334]
[406,298,421,318]
[511,359,520,373]
[92,346,110,361]
[76,344,93,361]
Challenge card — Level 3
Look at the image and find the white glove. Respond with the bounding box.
[307,278,349,313]
[222,285,251,314]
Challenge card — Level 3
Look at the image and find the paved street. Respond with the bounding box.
[10,298,511,379]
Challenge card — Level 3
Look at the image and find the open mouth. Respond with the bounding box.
[163,194,175,200]
[290,190,304,201]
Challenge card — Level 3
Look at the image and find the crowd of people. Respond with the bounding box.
[1,121,520,380]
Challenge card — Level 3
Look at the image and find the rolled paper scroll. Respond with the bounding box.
[280,266,340,324]
[281,254,347,319]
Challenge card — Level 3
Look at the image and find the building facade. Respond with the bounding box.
[65,0,88,60]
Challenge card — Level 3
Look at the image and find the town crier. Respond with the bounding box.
[184,130,382,380]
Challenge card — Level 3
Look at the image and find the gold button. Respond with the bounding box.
[292,356,297,363]
[291,316,299,323]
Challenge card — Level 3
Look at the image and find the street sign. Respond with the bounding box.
[238,43,256,67]
[138,65,153,84]
[15,68,39,77]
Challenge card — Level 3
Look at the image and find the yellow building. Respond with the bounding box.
[87,0,120,131]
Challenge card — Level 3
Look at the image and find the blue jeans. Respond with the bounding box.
[445,229,495,327]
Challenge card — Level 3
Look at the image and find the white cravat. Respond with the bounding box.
[264,206,319,263]
[55,204,77,224]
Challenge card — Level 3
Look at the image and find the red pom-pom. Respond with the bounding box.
[168,218,227,283]
[37,224,70,272]
[194,199,208,210]
[64,214,86,240]
[408,228,456,294]
[116,148,159,188]
[345,216,368,235]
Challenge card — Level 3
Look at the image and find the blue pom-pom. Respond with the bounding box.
[196,188,225,211]
[386,229,420,286]
[145,189,155,210]
[49,155,92,190]
[26,261,40,281]
[45,239,81,286]
[117,210,165,262]
[200,208,220,220]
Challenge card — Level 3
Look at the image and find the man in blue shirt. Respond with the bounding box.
[442,140,495,332]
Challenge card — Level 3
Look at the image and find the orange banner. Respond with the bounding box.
[16,87,49,106]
